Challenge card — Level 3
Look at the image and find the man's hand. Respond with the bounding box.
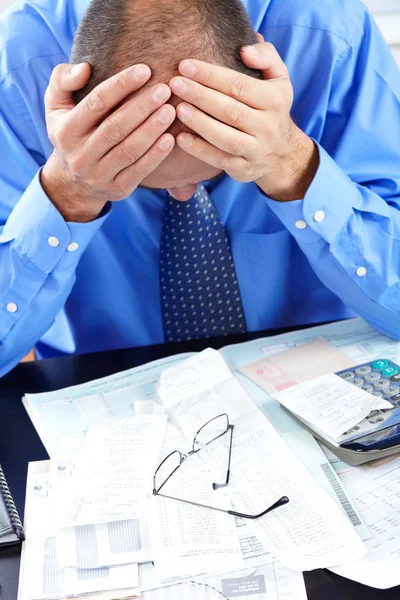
[170,41,319,202]
[41,63,176,222]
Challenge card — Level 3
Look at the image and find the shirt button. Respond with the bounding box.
[356,266,367,277]
[6,302,18,313]
[67,242,79,252]
[295,220,307,230]
[313,210,325,223]
[48,236,60,248]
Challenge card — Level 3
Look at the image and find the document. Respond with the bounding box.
[60,415,167,527]
[157,347,233,408]
[18,461,140,600]
[149,422,243,579]
[23,353,192,457]
[274,373,392,440]
[239,338,355,395]
[56,519,149,569]
[331,455,400,588]
[158,350,367,572]
[141,562,307,600]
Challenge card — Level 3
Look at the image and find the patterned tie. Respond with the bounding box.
[160,185,247,342]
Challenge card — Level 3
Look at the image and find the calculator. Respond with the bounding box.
[282,359,400,465]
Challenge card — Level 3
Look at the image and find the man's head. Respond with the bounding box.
[71,0,261,198]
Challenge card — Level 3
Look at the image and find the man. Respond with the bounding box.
[0,0,399,377]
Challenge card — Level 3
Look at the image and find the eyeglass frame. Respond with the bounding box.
[153,413,289,520]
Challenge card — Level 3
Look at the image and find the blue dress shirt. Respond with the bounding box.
[0,0,400,376]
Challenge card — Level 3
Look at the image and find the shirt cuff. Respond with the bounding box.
[263,141,359,245]
[3,169,111,274]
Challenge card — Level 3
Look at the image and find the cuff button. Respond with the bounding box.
[6,302,18,313]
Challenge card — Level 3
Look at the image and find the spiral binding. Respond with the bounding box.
[0,465,25,541]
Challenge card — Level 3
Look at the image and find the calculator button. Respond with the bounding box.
[364,373,382,383]
[355,366,372,376]
[361,385,374,393]
[367,410,381,418]
[353,378,364,387]
[373,391,383,397]
[374,379,390,391]
[369,416,385,424]
[381,366,399,377]
[391,393,400,402]
[391,374,400,383]
[340,371,355,381]
[386,385,400,396]
[371,360,390,370]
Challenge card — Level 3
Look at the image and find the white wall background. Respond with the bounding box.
[0,0,399,63]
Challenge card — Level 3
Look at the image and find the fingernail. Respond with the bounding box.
[152,85,169,102]
[71,63,85,76]
[132,64,150,80]
[245,45,259,56]
[178,133,194,148]
[171,78,186,94]
[159,136,174,151]
[158,106,173,124]
[178,104,192,120]
[180,61,196,77]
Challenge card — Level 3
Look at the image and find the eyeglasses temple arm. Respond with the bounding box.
[228,496,289,520]
[212,424,234,490]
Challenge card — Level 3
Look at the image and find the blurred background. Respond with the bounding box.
[0,0,399,64]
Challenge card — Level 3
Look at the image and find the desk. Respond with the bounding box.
[1,327,399,600]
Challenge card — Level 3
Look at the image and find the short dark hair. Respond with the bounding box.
[71,0,261,103]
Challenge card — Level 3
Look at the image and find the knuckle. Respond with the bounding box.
[54,120,70,146]
[101,116,124,143]
[225,100,244,128]
[133,99,149,121]
[113,181,130,200]
[118,143,138,165]
[228,75,247,100]
[228,135,243,156]
[85,89,106,113]
[220,154,233,172]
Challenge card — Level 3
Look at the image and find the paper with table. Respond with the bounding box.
[18,461,140,600]
[20,317,400,590]
[155,349,367,572]
[330,454,400,589]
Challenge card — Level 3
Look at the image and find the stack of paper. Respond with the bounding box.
[19,318,400,593]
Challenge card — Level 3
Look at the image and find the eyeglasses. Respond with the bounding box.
[153,413,289,520]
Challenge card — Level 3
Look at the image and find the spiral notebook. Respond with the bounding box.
[0,464,25,546]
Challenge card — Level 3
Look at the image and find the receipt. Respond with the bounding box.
[61,415,167,526]
[274,373,392,440]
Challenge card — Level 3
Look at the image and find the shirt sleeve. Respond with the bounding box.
[264,12,400,340]
[0,78,110,376]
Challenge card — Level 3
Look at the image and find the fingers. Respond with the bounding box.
[114,134,175,194]
[71,64,152,136]
[45,63,91,129]
[176,132,245,175]
[240,42,289,80]
[100,104,176,176]
[170,77,258,133]
[177,59,268,110]
[85,84,172,161]
[176,102,255,157]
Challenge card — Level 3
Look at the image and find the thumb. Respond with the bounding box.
[45,62,91,114]
[240,42,289,80]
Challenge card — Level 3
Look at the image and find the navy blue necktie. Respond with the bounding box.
[160,185,247,342]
